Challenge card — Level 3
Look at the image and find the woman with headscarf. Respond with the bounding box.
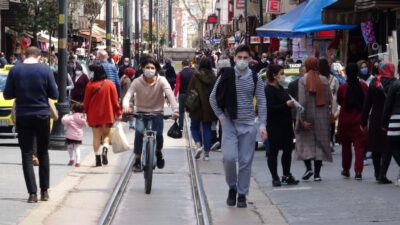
[357,60,374,85]
[377,64,400,185]
[361,62,397,183]
[296,56,332,182]
[337,63,368,180]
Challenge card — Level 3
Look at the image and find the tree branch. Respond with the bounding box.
[181,0,199,24]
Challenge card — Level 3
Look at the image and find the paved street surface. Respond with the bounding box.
[2,123,400,225]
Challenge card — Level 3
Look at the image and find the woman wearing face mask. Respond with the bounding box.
[362,62,397,183]
[71,63,89,103]
[265,64,299,187]
[84,64,122,167]
[122,57,179,172]
[357,60,373,85]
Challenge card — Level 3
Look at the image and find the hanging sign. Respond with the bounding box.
[236,0,245,9]
[267,0,281,14]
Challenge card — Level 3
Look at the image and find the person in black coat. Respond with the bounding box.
[265,64,299,187]
[164,59,176,89]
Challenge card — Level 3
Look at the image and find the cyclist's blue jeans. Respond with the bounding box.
[191,119,212,152]
[134,115,164,155]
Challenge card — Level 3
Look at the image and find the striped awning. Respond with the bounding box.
[0,0,9,10]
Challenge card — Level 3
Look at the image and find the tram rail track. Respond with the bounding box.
[97,115,211,225]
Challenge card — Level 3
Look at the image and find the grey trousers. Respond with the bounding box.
[222,118,257,195]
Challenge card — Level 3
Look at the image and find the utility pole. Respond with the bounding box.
[106,0,112,53]
[123,0,131,59]
[49,0,69,149]
[245,0,249,45]
[135,0,140,67]
[140,0,144,54]
[168,0,172,47]
[156,0,160,60]
[259,0,264,55]
[149,0,153,53]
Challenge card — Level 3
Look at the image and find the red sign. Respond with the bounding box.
[207,15,218,24]
[236,0,244,9]
[267,0,281,14]
[315,30,335,39]
[250,36,271,44]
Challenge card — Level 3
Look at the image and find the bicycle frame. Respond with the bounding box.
[138,117,158,169]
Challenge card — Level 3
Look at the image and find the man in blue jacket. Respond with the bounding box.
[3,47,59,203]
[97,50,121,97]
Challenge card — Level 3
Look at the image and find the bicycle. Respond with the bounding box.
[129,112,171,194]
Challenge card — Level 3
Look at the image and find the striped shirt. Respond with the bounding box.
[388,114,400,136]
[210,66,267,129]
[100,60,121,97]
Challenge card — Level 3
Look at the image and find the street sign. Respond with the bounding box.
[236,0,244,9]
[250,36,271,44]
[207,15,218,24]
[267,0,281,14]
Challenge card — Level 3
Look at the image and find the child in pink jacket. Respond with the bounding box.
[62,103,87,167]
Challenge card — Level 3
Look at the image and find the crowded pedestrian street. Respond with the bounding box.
[2,0,400,225]
[2,119,400,225]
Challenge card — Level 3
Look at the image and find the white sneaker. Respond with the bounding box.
[203,152,210,161]
[211,142,220,151]
[194,147,203,159]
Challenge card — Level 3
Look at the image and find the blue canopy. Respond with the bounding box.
[256,0,356,38]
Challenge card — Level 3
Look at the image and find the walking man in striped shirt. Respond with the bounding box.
[209,45,267,208]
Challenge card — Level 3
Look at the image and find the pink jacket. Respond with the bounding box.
[61,113,87,141]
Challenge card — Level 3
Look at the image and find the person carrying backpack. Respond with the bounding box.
[187,58,216,161]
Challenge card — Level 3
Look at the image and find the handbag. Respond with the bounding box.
[185,89,200,111]
[49,100,59,121]
[111,122,131,153]
[167,121,182,139]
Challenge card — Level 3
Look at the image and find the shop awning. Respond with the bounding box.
[79,30,103,42]
[322,0,383,24]
[356,0,400,11]
[256,0,357,38]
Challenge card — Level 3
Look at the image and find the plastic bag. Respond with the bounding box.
[167,121,182,139]
[111,123,131,153]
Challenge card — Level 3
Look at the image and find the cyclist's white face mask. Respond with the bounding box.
[144,69,156,78]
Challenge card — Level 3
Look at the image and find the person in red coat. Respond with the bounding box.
[337,63,368,180]
[84,64,122,167]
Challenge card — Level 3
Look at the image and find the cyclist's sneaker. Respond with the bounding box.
[210,141,220,151]
[102,146,109,165]
[156,151,165,169]
[237,194,247,208]
[203,152,210,161]
[194,147,203,159]
[132,160,142,172]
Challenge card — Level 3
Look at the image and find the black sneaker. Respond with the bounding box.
[272,179,282,187]
[341,170,350,178]
[156,151,165,169]
[302,170,313,180]
[132,160,142,172]
[378,177,392,184]
[237,194,247,208]
[282,175,299,185]
[226,188,237,206]
[102,146,108,165]
[355,173,362,180]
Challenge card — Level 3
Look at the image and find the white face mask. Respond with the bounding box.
[144,69,156,78]
[235,59,249,71]
[75,71,83,76]
[124,62,129,66]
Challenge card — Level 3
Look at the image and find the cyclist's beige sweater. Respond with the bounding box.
[122,75,178,113]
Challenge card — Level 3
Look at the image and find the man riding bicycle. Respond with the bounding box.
[122,57,179,172]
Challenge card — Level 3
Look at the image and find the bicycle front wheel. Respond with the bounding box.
[144,139,154,194]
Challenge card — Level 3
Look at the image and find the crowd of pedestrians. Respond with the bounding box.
[5,44,400,210]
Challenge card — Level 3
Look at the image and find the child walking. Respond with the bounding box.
[62,103,87,167]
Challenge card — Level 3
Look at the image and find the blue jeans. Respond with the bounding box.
[190,120,212,152]
[178,94,186,130]
[134,115,164,155]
